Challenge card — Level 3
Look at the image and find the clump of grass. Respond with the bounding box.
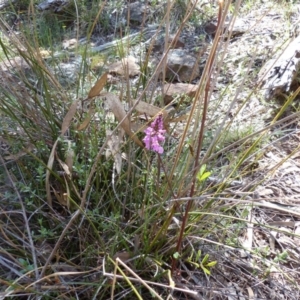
[1,0,300,299]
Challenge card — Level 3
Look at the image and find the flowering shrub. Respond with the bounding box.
[143,114,166,154]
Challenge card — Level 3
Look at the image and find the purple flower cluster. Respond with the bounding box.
[143,114,166,154]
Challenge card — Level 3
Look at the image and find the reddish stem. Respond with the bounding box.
[171,0,224,273]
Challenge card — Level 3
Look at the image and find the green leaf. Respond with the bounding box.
[188,251,193,261]
[18,258,27,265]
[201,254,209,265]
[199,164,207,177]
[189,260,200,268]
[197,165,211,182]
[173,252,180,259]
[199,171,211,182]
[206,261,217,267]
[196,249,201,261]
[201,266,211,275]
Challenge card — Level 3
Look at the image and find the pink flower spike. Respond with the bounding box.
[143,114,166,154]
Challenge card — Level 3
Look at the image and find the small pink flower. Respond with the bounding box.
[143,114,166,154]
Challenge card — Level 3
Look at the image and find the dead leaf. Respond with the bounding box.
[134,100,167,118]
[256,187,274,196]
[65,145,74,174]
[48,102,78,207]
[51,161,71,209]
[247,286,255,300]
[163,83,198,105]
[77,106,96,131]
[103,93,143,147]
[57,157,71,177]
[137,206,145,219]
[88,72,107,98]
[113,251,131,262]
[168,114,188,123]
[61,100,79,135]
[52,187,68,207]
[106,130,122,174]
[46,139,59,208]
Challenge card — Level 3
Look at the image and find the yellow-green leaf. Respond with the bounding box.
[206,261,217,267]
[201,254,210,265]
[196,249,201,261]
[199,171,211,182]
[201,266,211,275]
[199,164,207,176]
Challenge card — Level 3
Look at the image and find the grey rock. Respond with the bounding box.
[0,0,16,9]
[125,2,149,24]
[52,55,82,86]
[148,34,185,53]
[37,0,70,12]
[0,56,33,95]
[164,49,200,82]
[0,54,83,92]
[258,35,300,99]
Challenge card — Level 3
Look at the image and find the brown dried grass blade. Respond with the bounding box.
[46,99,79,207]
[46,139,58,208]
[65,146,75,174]
[57,156,72,177]
[61,100,79,135]
[134,100,167,118]
[106,130,122,174]
[52,186,69,208]
[77,106,95,131]
[104,93,143,147]
[88,72,107,98]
